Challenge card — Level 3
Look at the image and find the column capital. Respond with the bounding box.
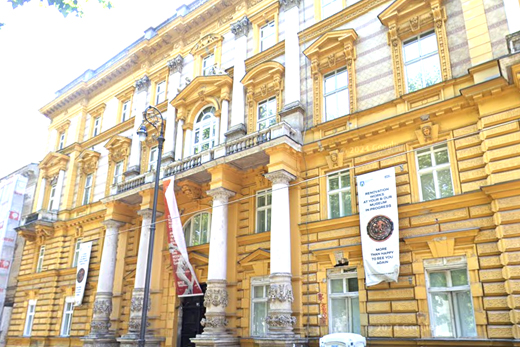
[264,170,296,185]
[206,187,235,203]
[280,0,301,10]
[135,75,150,92]
[102,219,124,229]
[231,16,250,38]
[167,54,184,74]
[137,208,157,220]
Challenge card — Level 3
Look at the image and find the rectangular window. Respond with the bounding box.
[251,279,269,336]
[121,100,131,122]
[82,174,93,205]
[155,81,166,104]
[148,147,158,172]
[202,54,215,76]
[416,143,454,201]
[260,21,276,52]
[426,262,477,338]
[113,161,124,185]
[36,246,45,273]
[324,67,349,121]
[328,272,361,334]
[48,183,57,211]
[58,132,65,150]
[93,117,101,137]
[23,300,37,337]
[71,238,82,267]
[327,170,351,218]
[256,189,272,233]
[322,0,342,18]
[257,97,277,131]
[403,31,442,93]
[60,297,75,337]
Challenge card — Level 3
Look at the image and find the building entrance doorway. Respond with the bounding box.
[179,284,206,347]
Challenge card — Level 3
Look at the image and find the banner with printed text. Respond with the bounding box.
[164,178,203,297]
[357,167,400,287]
[74,241,92,306]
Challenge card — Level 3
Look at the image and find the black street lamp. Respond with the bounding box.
[136,105,165,347]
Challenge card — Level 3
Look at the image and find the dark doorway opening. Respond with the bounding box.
[179,283,206,347]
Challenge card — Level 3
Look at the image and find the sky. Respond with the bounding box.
[0,0,183,178]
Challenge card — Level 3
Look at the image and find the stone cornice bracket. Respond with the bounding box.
[78,150,101,175]
[167,54,184,74]
[280,0,301,11]
[135,75,150,92]
[206,187,235,204]
[231,16,250,38]
[264,170,296,185]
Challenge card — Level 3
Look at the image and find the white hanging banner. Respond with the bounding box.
[74,241,93,306]
[357,167,400,287]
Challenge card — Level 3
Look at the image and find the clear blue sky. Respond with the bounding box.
[0,0,182,177]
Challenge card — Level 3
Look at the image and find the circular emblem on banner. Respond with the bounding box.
[367,215,394,241]
[77,268,86,283]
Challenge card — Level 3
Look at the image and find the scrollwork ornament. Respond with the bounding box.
[93,299,112,315]
[203,289,229,308]
[135,75,150,91]
[268,284,294,303]
[130,295,151,313]
[167,55,184,74]
[90,320,111,334]
[231,16,250,38]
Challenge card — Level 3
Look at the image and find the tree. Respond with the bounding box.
[1,0,112,27]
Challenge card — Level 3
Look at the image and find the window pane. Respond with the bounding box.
[455,291,477,337]
[329,194,340,218]
[431,293,454,337]
[266,208,271,232]
[193,216,201,245]
[203,127,210,140]
[337,89,350,117]
[434,149,449,165]
[267,193,272,205]
[421,33,438,56]
[351,297,361,334]
[258,104,267,120]
[330,298,348,333]
[422,54,442,87]
[184,221,192,246]
[252,302,267,336]
[330,279,344,293]
[258,195,265,208]
[406,60,423,92]
[429,272,447,287]
[257,211,266,233]
[451,269,468,286]
[437,169,454,198]
[325,95,337,120]
[336,69,348,89]
[341,191,352,216]
[324,75,336,94]
[253,286,264,298]
[418,153,432,169]
[340,173,349,188]
[420,172,436,201]
[347,278,358,292]
[329,176,339,191]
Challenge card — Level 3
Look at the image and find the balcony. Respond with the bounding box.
[21,210,58,226]
[111,171,156,195]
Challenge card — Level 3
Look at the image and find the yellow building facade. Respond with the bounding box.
[7,0,520,346]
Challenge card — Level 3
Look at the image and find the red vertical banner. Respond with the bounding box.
[163,178,203,297]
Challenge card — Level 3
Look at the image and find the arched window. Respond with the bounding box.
[193,106,219,155]
[183,212,211,247]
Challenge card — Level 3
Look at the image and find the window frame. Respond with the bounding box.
[148,147,158,172]
[192,107,219,155]
[327,169,352,219]
[71,238,83,267]
[82,174,93,205]
[425,264,477,338]
[202,54,216,76]
[58,132,65,150]
[250,277,270,337]
[257,97,277,131]
[155,80,166,105]
[403,30,442,93]
[112,160,125,185]
[415,143,454,201]
[36,245,45,273]
[323,67,350,122]
[48,183,57,211]
[93,117,101,137]
[23,300,37,337]
[256,189,272,233]
[259,21,276,52]
[60,297,75,337]
[328,271,361,334]
[121,100,131,122]
[183,212,212,247]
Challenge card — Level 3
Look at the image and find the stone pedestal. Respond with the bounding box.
[224,124,247,141]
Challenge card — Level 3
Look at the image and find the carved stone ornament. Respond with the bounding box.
[268,284,294,303]
[167,55,184,74]
[264,170,296,186]
[280,0,301,10]
[325,149,344,170]
[204,289,229,308]
[266,314,296,327]
[130,295,151,313]
[90,320,111,333]
[231,16,250,38]
[206,187,235,204]
[180,182,202,200]
[409,16,420,31]
[93,299,112,315]
[135,75,150,91]
[200,317,228,328]
[415,122,439,145]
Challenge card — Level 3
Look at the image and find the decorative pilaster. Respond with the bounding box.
[163,55,184,165]
[36,176,46,211]
[174,118,185,161]
[126,76,150,178]
[228,16,250,141]
[83,220,123,347]
[53,169,65,211]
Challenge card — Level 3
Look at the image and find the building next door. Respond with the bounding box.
[179,283,206,347]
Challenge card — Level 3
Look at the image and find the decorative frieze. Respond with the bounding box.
[231,16,250,38]
[266,314,296,327]
[135,75,150,91]
[201,316,228,328]
[268,284,294,303]
[93,298,112,315]
[167,55,184,74]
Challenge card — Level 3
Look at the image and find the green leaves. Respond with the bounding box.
[6,0,113,18]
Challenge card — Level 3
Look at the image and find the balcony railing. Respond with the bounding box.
[21,210,58,226]
[163,152,211,178]
[225,128,272,155]
[112,171,155,195]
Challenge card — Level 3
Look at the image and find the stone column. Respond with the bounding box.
[226,16,250,141]
[174,119,185,161]
[53,169,65,211]
[183,127,193,158]
[279,0,305,134]
[192,188,239,347]
[264,170,296,336]
[220,99,230,145]
[163,55,184,165]
[83,220,123,347]
[36,177,46,211]
[118,209,162,347]
[126,75,150,179]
